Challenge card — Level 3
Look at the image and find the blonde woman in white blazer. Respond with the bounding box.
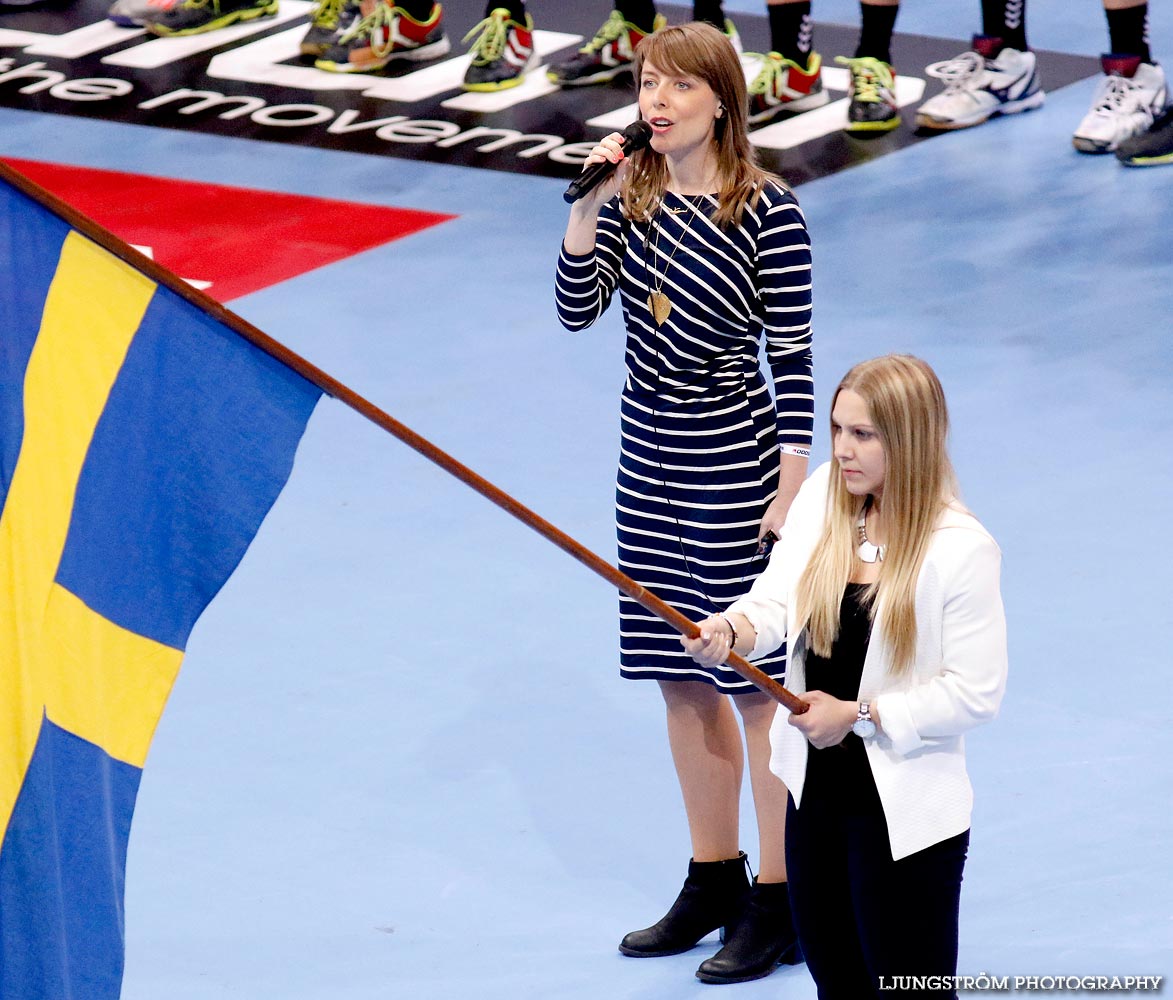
[683,355,1007,998]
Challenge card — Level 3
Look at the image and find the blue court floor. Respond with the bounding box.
[1,1,1171,996]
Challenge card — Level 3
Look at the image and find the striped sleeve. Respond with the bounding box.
[757,190,814,447]
[554,198,628,331]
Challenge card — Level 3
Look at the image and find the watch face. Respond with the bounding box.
[852,718,876,739]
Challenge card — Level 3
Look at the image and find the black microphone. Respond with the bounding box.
[563,120,654,204]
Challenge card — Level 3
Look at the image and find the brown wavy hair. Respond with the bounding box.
[621,21,783,229]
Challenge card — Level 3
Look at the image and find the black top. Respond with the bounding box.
[803,583,875,798]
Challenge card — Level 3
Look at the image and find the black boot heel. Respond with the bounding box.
[619,852,751,958]
[694,878,802,984]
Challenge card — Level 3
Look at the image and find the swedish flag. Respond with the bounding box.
[0,168,321,998]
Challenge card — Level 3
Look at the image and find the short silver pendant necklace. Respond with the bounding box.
[856,503,885,563]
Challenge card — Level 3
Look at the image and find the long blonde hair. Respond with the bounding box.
[796,355,958,675]
[621,21,782,229]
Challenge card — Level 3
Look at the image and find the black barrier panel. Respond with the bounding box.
[0,0,1098,183]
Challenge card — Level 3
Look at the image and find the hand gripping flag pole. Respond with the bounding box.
[0,160,808,716]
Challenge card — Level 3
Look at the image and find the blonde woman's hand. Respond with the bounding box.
[758,496,790,545]
[680,615,734,667]
[788,690,857,749]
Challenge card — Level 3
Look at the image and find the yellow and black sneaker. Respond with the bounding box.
[547,11,663,87]
[1117,104,1173,166]
[300,0,354,56]
[836,55,901,133]
[461,7,535,92]
[148,0,278,35]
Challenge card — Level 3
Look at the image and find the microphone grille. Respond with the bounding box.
[623,120,654,151]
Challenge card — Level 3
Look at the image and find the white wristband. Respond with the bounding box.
[779,444,811,459]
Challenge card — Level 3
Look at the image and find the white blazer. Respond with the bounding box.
[728,463,1008,860]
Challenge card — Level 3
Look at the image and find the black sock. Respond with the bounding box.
[617,0,658,34]
[691,0,726,33]
[398,0,434,20]
[484,0,526,25]
[854,2,898,63]
[1106,3,1151,63]
[981,0,1027,52]
[768,1,812,65]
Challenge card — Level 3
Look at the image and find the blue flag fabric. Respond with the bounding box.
[0,172,321,999]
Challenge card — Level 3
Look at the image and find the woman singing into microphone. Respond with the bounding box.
[555,21,813,985]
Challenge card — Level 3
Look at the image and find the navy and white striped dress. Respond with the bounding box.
[555,182,813,691]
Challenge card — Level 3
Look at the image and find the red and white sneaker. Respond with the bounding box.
[747,50,829,125]
[315,0,449,74]
[462,7,536,92]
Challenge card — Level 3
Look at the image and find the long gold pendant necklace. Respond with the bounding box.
[641,189,760,614]
[644,198,696,327]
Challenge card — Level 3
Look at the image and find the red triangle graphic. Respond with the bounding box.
[3,158,456,302]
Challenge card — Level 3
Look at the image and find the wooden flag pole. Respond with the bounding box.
[0,160,809,714]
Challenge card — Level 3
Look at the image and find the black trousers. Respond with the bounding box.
[785,765,969,1000]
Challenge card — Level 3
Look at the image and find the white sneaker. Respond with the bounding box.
[915,35,1044,130]
[723,18,743,57]
[1073,55,1167,153]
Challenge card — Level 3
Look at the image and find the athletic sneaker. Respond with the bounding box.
[461,7,536,92]
[316,0,448,73]
[147,0,277,35]
[915,35,1044,130]
[145,0,273,34]
[722,18,742,56]
[300,0,353,56]
[108,0,180,26]
[1072,55,1167,153]
[547,10,664,87]
[836,55,900,133]
[746,51,829,125]
[1116,103,1173,166]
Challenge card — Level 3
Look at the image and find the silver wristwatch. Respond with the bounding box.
[852,702,876,739]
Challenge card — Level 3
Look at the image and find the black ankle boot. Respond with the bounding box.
[694,878,802,984]
[619,853,751,958]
